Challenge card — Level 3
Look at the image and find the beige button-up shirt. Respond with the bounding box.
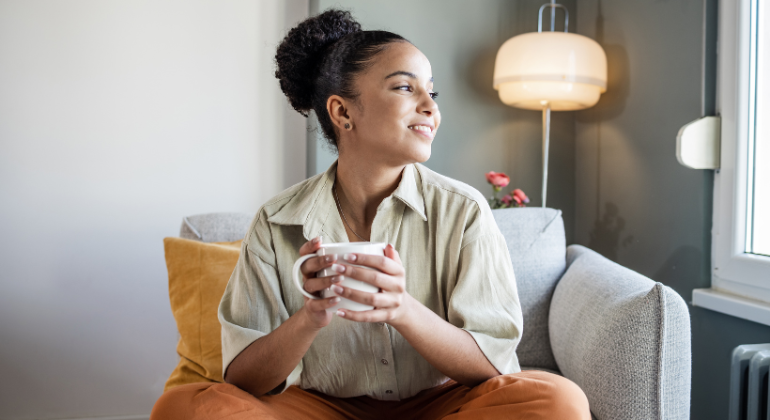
[218,160,523,401]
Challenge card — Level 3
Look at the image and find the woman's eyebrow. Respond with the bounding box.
[384,71,434,82]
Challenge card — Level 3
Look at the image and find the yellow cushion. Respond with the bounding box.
[162,237,242,391]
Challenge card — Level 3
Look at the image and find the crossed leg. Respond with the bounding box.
[150,370,590,420]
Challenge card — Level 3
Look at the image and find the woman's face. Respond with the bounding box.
[338,41,440,166]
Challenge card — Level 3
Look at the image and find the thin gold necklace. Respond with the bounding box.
[333,183,369,242]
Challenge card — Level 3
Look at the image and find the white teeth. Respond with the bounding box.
[409,125,432,133]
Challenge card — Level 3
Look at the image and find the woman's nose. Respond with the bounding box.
[419,93,438,115]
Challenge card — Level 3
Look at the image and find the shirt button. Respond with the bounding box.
[381,359,389,365]
[386,390,393,394]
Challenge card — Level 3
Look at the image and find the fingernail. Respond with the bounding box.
[331,275,342,283]
[332,264,346,273]
[336,310,345,317]
[325,256,333,263]
[312,236,320,244]
[344,253,357,262]
[332,285,344,295]
[331,297,340,303]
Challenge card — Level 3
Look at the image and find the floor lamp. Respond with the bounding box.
[493,1,607,208]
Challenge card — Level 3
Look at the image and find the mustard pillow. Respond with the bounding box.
[163,237,242,391]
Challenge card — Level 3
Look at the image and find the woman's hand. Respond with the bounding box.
[332,244,414,326]
[297,236,343,329]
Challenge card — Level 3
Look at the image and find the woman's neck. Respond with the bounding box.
[334,153,404,234]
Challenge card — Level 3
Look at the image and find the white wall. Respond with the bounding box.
[0,1,307,418]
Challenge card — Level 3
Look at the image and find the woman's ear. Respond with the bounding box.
[327,95,353,132]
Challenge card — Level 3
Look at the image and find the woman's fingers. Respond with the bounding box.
[331,264,403,293]
[336,308,390,323]
[300,254,338,277]
[305,295,340,312]
[341,252,403,276]
[330,284,398,308]
[385,244,402,265]
[303,274,343,294]
[298,236,323,256]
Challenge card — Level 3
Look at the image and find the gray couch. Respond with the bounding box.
[179,207,691,420]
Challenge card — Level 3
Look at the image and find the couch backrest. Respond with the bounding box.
[179,213,253,243]
[181,208,567,371]
[492,207,566,371]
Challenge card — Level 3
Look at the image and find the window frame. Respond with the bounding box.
[712,0,770,302]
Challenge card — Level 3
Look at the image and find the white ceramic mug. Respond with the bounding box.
[292,242,387,312]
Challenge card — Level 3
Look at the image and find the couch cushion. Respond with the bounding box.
[550,245,691,420]
[492,207,566,371]
[180,212,252,243]
[163,237,241,391]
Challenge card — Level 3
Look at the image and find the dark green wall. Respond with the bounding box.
[575,0,770,419]
[306,0,770,418]
[308,0,577,245]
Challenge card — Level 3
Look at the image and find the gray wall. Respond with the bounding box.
[575,1,770,419]
[308,0,577,244]
[307,1,770,418]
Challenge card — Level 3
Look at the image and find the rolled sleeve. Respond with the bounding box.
[447,232,523,375]
[217,213,301,394]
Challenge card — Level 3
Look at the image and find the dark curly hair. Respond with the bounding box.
[274,9,409,151]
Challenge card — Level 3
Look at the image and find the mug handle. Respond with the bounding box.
[292,253,322,300]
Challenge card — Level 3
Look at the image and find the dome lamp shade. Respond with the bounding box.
[492,1,608,208]
[493,31,607,111]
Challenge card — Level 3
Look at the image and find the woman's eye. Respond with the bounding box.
[395,85,438,100]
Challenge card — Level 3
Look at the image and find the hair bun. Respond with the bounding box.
[275,9,361,116]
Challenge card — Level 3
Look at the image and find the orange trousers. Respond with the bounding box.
[150,370,591,420]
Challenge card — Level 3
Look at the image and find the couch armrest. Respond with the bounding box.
[549,245,691,420]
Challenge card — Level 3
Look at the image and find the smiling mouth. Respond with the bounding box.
[408,125,433,135]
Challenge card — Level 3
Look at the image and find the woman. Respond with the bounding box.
[152,9,590,420]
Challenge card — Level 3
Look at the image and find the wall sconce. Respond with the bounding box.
[493,0,607,207]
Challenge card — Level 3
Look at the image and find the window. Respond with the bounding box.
[693,0,770,324]
[749,0,770,257]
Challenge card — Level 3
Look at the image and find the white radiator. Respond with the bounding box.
[730,344,770,420]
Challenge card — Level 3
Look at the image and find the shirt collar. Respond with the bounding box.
[267,160,427,241]
[391,161,427,222]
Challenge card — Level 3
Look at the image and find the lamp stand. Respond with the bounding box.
[541,102,551,208]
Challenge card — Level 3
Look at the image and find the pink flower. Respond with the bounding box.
[513,195,522,205]
[501,194,513,205]
[485,171,510,188]
[512,189,529,204]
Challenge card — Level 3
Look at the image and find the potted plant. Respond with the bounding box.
[485,171,529,210]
